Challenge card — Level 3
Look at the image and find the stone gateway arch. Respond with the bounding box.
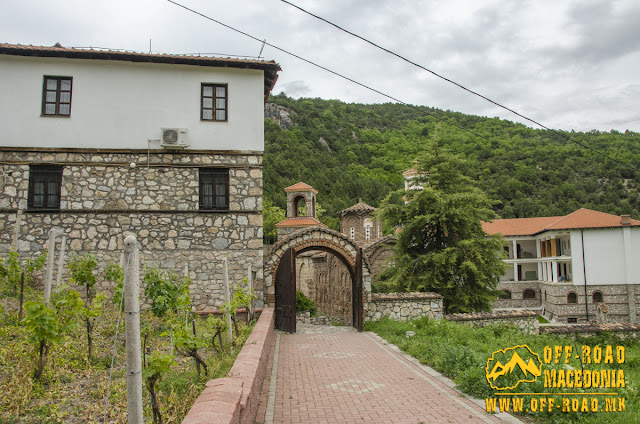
[264,227,372,333]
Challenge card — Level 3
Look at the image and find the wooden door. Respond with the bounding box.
[353,248,364,332]
[275,248,296,333]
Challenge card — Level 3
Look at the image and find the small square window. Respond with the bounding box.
[28,165,63,210]
[199,168,229,210]
[201,83,227,121]
[42,76,72,116]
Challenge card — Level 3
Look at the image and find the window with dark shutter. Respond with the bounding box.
[42,76,72,116]
[28,165,63,210]
[201,83,227,121]
[199,168,229,210]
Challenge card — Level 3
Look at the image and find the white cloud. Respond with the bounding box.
[1,0,639,131]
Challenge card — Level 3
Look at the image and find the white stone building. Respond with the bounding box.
[484,209,640,324]
[0,43,280,309]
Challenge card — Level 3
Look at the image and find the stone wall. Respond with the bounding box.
[445,310,539,334]
[493,280,639,324]
[0,148,264,310]
[363,236,396,283]
[296,311,335,325]
[539,323,640,339]
[365,292,443,322]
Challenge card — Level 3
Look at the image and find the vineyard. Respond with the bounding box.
[0,248,256,424]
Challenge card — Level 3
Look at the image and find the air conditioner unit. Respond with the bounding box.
[160,128,189,149]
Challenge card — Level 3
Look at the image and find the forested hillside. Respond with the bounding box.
[264,94,640,230]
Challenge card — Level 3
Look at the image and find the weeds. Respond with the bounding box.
[366,317,639,423]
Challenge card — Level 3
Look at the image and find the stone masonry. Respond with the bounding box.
[445,310,539,334]
[365,292,443,322]
[0,148,265,310]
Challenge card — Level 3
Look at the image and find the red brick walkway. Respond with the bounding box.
[255,325,513,424]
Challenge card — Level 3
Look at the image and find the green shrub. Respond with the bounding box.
[295,291,318,317]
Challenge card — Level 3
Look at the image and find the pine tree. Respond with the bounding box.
[379,143,506,313]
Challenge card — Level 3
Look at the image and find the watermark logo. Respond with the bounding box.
[484,344,626,415]
[486,344,542,390]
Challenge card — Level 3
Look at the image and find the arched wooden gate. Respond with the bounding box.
[265,228,369,333]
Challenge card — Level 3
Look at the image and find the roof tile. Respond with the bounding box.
[275,217,326,228]
[338,201,377,216]
[483,208,640,236]
[284,182,318,194]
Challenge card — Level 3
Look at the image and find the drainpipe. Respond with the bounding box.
[581,230,589,322]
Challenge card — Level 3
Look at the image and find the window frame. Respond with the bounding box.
[201,83,228,122]
[28,165,63,211]
[523,289,536,299]
[41,76,73,117]
[567,292,578,304]
[199,168,229,211]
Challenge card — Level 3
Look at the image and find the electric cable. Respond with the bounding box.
[165,0,533,160]
[279,0,640,174]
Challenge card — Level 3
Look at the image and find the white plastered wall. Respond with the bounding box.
[0,55,265,151]
[572,228,638,286]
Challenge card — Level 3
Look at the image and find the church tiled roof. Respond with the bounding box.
[275,217,326,228]
[337,200,377,216]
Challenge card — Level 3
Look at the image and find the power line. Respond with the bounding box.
[165,0,532,160]
[280,0,640,175]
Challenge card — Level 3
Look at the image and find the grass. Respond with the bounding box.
[0,288,255,423]
[366,317,639,424]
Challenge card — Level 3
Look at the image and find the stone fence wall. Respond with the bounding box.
[539,323,640,339]
[296,311,335,326]
[365,292,444,322]
[444,310,539,334]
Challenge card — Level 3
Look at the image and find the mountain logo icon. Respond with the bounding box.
[485,345,542,390]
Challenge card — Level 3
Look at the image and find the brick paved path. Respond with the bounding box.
[256,324,515,424]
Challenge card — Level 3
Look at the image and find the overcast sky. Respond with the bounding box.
[2,0,640,132]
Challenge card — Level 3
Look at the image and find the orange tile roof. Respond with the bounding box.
[275,217,327,228]
[545,208,640,230]
[483,208,640,236]
[482,216,562,236]
[402,168,429,178]
[284,182,318,194]
[402,168,419,177]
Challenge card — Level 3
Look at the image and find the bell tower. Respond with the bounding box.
[275,182,326,237]
[285,182,317,219]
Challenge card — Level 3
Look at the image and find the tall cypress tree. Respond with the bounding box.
[379,143,506,313]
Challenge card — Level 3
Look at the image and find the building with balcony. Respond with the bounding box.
[483,209,640,324]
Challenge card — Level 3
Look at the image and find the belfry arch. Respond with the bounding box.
[264,227,372,333]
